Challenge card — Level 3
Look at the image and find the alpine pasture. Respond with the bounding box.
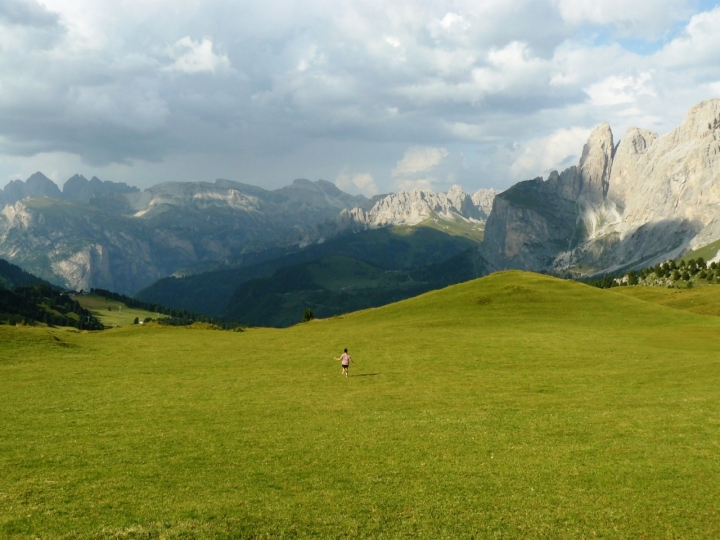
[2,271,719,538]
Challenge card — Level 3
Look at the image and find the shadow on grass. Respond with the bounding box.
[353,373,380,377]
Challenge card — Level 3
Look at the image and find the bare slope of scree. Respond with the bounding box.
[1,271,720,538]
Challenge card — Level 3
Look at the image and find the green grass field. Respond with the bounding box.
[611,284,720,317]
[75,294,162,327]
[2,272,720,538]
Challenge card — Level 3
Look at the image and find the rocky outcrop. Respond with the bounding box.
[471,188,496,217]
[483,98,720,275]
[336,185,496,231]
[482,122,618,271]
[482,178,582,270]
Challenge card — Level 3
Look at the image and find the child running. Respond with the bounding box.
[334,348,354,377]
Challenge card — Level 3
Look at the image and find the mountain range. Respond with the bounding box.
[0,172,494,294]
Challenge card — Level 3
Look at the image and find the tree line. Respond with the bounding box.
[585,257,718,289]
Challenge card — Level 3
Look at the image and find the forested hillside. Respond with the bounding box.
[0,284,103,329]
[137,225,480,317]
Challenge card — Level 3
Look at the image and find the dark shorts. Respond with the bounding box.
[342,364,349,369]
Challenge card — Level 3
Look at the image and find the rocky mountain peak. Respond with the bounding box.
[578,122,614,202]
[1,172,62,206]
[673,98,720,143]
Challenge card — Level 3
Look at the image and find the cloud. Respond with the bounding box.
[510,126,592,179]
[0,0,719,193]
[334,169,379,196]
[586,72,656,106]
[392,147,449,177]
[165,37,230,74]
[390,146,470,192]
[0,0,60,27]
[657,7,720,68]
[394,178,436,192]
[553,0,692,37]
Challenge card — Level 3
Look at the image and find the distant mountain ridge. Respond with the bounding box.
[0,176,372,293]
[0,172,139,207]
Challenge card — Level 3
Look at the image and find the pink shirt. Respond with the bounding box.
[340,353,351,366]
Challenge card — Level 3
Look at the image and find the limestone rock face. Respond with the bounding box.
[578,123,614,204]
[482,178,581,270]
[606,127,658,209]
[336,185,495,231]
[471,188,496,217]
[482,98,720,275]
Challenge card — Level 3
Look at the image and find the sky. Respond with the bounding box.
[0,0,719,196]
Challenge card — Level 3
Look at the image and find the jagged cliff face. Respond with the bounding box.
[336,186,495,231]
[483,98,720,275]
[482,123,616,270]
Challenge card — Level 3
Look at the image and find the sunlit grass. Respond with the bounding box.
[75,293,161,327]
[1,271,719,538]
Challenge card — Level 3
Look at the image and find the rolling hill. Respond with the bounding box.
[2,271,720,537]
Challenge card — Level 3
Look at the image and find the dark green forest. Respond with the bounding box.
[0,284,103,329]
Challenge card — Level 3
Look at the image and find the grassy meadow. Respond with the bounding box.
[75,294,162,328]
[2,271,720,538]
[612,283,720,317]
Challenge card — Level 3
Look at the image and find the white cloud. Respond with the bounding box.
[389,146,470,192]
[553,0,692,37]
[392,147,449,177]
[164,37,230,74]
[334,169,379,196]
[657,7,720,68]
[510,127,591,179]
[394,178,436,192]
[586,72,656,106]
